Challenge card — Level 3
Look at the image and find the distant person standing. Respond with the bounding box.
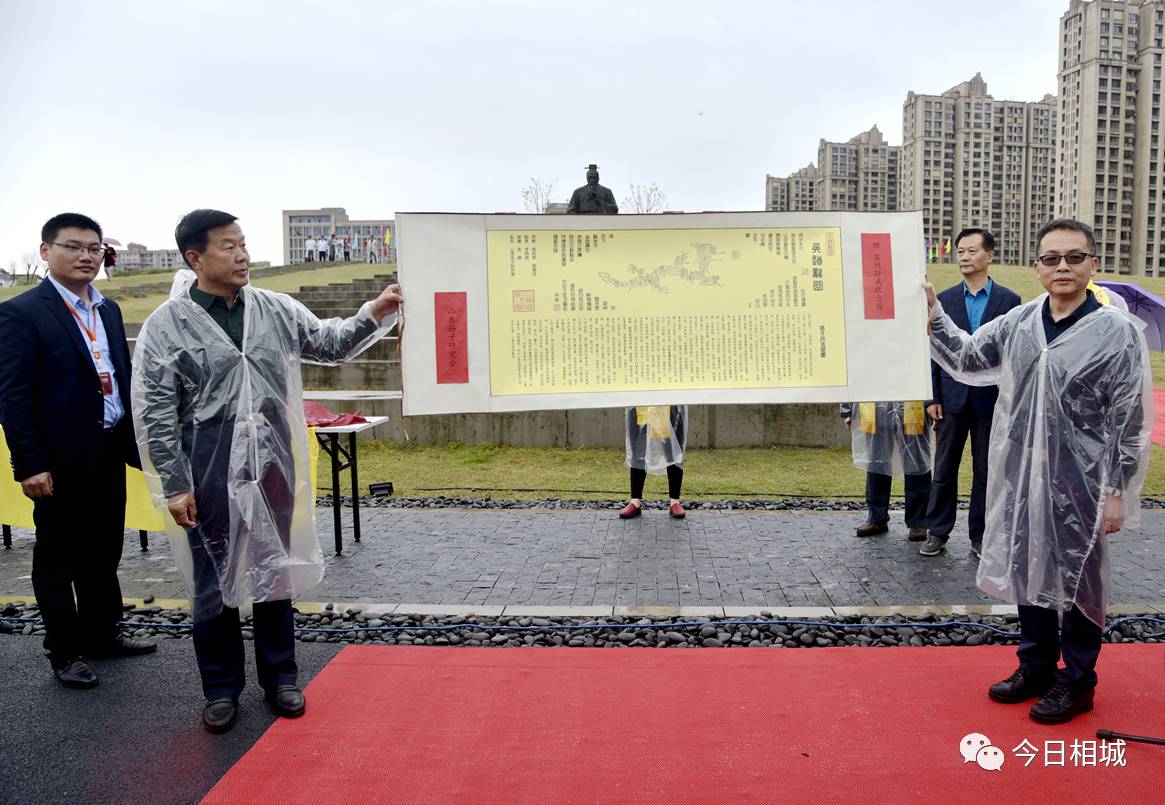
[343,237,351,262]
[317,236,327,262]
[921,229,1021,559]
[366,240,378,263]
[841,401,932,540]
[304,236,316,263]
[619,406,687,519]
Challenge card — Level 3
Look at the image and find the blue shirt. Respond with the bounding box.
[46,275,124,428]
[963,278,994,333]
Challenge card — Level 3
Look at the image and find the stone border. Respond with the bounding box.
[4,595,1159,619]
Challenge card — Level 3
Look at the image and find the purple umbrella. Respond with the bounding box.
[1095,280,1165,351]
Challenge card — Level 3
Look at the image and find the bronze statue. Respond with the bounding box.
[566,164,619,214]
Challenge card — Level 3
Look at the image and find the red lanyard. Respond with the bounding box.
[64,300,102,362]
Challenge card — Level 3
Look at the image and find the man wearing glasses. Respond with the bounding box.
[0,213,155,690]
[920,229,1021,559]
[924,218,1152,724]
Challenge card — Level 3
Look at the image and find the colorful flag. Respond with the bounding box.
[384,226,393,247]
[945,237,952,258]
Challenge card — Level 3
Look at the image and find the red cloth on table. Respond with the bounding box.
[303,401,368,427]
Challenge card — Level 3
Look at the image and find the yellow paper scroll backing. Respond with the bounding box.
[487,227,848,395]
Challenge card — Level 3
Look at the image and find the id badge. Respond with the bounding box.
[98,371,113,396]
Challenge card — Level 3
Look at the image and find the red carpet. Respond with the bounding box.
[206,645,1165,804]
[1153,387,1165,447]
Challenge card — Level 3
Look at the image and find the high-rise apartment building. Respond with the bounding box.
[816,125,900,212]
[1058,0,1165,275]
[764,164,818,211]
[901,74,1057,266]
[767,128,899,216]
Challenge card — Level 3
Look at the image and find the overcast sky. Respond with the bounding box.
[0,0,1066,268]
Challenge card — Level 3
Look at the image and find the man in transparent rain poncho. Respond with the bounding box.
[924,219,1152,725]
[132,210,403,734]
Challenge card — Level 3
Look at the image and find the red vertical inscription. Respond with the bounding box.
[861,233,894,320]
[434,292,469,384]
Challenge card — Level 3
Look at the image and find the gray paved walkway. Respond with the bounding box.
[3,507,1163,609]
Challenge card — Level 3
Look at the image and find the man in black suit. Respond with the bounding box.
[919,228,1021,558]
[0,213,155,689]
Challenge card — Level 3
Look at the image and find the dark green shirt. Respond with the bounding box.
[189,285,245,349]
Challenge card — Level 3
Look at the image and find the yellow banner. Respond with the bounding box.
[486,227,848,395]
[0,426,322,533]
[0,427,164,532]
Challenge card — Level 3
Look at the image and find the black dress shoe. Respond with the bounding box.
[265,684,306,718]
[88,635,158,657]
[53,658,98,689]
[988,666,1055,703]
[1030,684,1095,724]
[855,522,889,537]
[202,698,239,734]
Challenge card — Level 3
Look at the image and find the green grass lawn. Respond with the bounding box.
[318,441,1165,500]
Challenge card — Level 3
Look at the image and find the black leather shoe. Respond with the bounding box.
[1030,684,1094,724]
[265,684,306,718]
[855,522,889,537]
[88,635,158,658]
[53,658,98,689]
[988,667,1055,704]
[202,698,239,734]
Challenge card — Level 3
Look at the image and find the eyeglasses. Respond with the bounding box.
[1036,252,1094,267]
[53,242,107,258]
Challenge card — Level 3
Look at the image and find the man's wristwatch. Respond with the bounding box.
[1107,488,1124,499]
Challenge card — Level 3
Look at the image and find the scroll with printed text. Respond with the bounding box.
[398,211,928,415]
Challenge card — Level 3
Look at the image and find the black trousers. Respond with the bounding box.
[305,252,314,262]
[630,466,683,499]
[926,407,992,542]
[1017,604,1103,692]
[31,428,127,665]
[866,471,931,527]
[186,420,298,700]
